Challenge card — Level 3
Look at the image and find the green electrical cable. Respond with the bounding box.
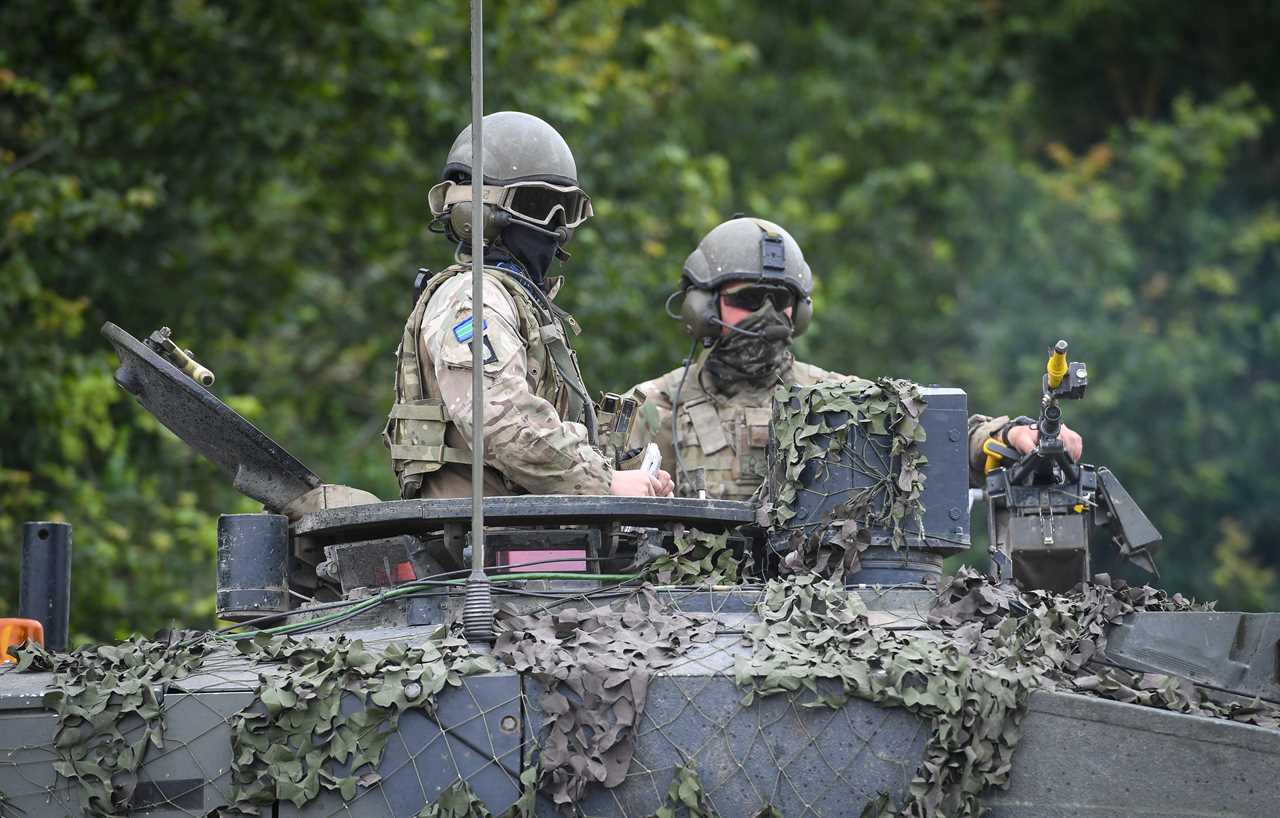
[221,572,642,641]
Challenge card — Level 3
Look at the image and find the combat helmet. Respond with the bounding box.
[679,217,814,340]
[427,111,592,246]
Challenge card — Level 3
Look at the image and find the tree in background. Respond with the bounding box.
[2,0,1277,641]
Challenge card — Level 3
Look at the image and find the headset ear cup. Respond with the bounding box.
[448,203,505,242]
[792,297,813,337]
[680,288,717,340]
[448,202,473,241]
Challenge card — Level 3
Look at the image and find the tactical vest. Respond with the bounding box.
[673,394,774,502]
[664,359,838,502]
[384,264,594,498]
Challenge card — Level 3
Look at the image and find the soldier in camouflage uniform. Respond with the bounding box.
[385,112,672,499]
[625,217,1082,500]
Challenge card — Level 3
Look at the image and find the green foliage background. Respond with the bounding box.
[3,0,1278,642]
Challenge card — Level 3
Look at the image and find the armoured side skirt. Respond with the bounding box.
[986,689,1280,818]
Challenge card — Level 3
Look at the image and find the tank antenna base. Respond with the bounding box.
[462,570,496,647]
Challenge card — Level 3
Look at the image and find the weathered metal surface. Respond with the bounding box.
[216,513,290,620]
[0,670,61,711]
[292,496,755,543]
[19,521,73,652]
[102,321,321,512]
[987,689,1280,817]
[1104,611,1280,705]
[531,675,930,818]
[0,706,78,813]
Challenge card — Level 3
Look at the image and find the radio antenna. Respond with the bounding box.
[462,0,495,647]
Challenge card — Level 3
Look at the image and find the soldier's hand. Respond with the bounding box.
[610,469,672,497]
[1006,423,1083,461]
[652,469,674,497]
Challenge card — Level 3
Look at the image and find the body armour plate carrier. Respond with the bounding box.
[674,397,773,502]
[384,264,592,498]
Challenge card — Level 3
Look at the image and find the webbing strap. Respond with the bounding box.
[539,323,598,445]
[388,443,472,464]
[388,402,448,421]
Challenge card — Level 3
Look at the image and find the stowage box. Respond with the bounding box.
[767,385,970,583]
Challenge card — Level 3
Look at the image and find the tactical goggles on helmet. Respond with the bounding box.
[720,284,796,313]
[428,180,594,228]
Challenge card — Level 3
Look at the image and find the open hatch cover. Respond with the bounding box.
[103,321,321,512]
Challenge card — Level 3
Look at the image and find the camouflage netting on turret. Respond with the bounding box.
[762,378,928,582]
[647,528,748,586]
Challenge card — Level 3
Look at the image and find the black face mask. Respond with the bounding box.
[499,220,562,288]
[703,303,794,394]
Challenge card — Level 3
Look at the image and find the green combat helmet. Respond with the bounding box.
[427,111,593,250]
[678,216,814,341]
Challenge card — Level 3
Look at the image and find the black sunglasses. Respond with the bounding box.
[721,285,795,313]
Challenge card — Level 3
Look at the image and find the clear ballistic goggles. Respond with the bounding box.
[720,283,796,313]
[428,180,594,228]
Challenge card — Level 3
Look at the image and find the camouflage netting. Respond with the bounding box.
[736,570,1280,817]
[762,378,928,581]
[2,571,1279,818]
[4,626,500,817]
[492,588,716,807]
[931,570,1280,732]
[9,631,211,816]
[413,768,536,818]
[227,628,496,809]
[647,528,748,586]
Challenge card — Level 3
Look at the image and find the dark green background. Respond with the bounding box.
[4,0,1278,642]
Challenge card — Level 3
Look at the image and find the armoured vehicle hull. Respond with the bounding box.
[2,589,1278,817]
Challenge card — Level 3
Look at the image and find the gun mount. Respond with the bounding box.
[983,339,1161,591]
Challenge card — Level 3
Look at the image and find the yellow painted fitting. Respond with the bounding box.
[983,437,1005,474]
[1047,342,1069,389]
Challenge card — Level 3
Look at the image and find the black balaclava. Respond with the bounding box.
[703,302,794,394]
[499,220,561,289]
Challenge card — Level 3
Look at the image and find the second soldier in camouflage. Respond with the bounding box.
[625,216,1082,500]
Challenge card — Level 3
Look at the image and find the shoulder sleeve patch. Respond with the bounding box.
[452,316,487,344]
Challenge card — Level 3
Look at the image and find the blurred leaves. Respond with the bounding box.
[2,0,1278,641]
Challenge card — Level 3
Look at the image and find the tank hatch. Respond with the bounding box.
[102,321,322,512]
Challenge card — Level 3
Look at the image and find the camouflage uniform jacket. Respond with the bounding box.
[384,264,611,499]
[627,354,1010,501]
